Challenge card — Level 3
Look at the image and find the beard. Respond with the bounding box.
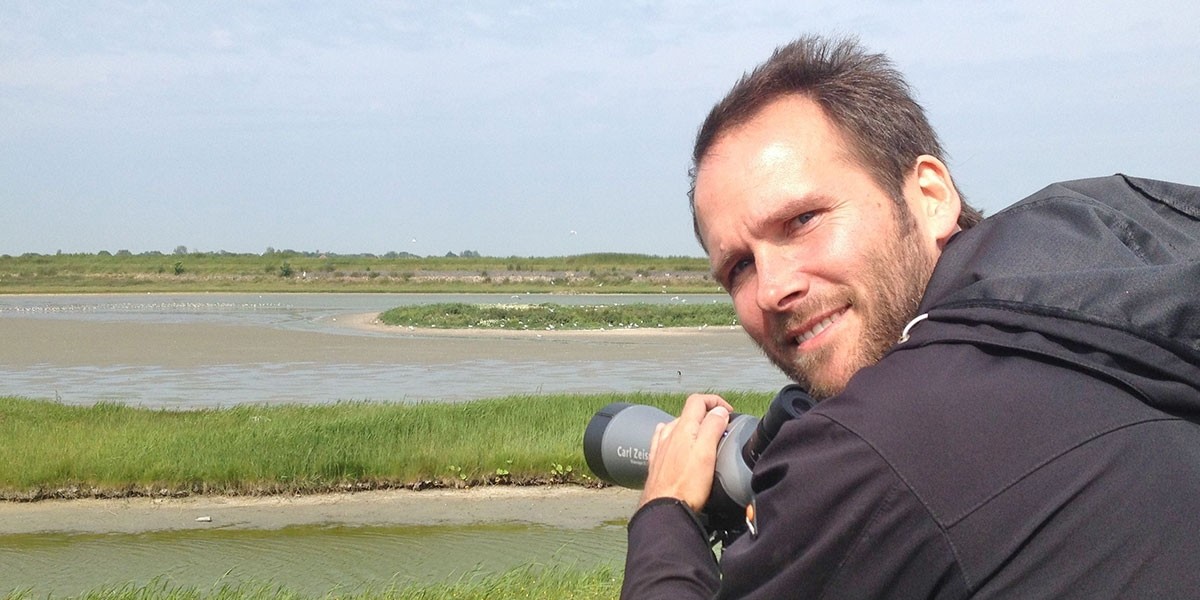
[760,219,936,401]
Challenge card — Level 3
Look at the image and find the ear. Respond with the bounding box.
[907,155,962,250]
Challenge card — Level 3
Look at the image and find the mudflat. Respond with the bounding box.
[0,314,752,368]
[0,486,642,535]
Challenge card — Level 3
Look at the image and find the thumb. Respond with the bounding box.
[698,405,731,442]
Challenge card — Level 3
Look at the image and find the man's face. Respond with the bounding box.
[693,96,939,399]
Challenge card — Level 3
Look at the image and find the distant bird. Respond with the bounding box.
[569,230,577,235]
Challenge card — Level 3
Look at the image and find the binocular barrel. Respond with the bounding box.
[582,402,674,489]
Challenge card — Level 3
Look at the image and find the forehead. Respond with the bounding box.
[692,96,853,239]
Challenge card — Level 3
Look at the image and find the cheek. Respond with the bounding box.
[731,293,765,335]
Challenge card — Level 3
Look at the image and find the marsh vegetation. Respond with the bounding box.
[0,251,716,294]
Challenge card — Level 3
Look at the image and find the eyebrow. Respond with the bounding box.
[766,192,825,222]
[707,192,829,288]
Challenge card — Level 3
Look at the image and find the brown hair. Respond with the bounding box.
[690,35,982,247]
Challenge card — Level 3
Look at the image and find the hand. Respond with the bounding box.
[638,394,734,512]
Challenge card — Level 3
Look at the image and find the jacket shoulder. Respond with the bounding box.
[1041,174,1200,220]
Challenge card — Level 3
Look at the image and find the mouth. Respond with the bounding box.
[790,307,848,347]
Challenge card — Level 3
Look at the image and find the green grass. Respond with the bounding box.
[0,392,775,499]
[378,302,737,330]
[1,565,622,599]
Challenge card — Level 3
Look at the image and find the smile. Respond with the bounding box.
[793,308,847,345]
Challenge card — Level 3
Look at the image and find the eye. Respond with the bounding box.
[794,211,817,227]
[726,257,754,287]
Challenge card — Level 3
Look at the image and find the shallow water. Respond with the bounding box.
[0,521,626,596]
[0,293,789,407]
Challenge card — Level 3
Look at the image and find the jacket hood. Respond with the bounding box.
[907,174,1200,420]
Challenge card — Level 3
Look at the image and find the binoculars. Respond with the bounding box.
[583,385,814,538]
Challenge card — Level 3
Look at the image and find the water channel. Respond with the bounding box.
[0,293,786,595]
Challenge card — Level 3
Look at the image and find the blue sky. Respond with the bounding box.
[3,1,1197,258]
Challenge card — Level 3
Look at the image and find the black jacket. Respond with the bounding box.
[622,175,1200,599]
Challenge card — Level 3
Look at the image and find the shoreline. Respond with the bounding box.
[0,485,641,535]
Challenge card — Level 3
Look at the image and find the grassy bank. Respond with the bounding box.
[378,302,737,330]
[1,565,621,600]
[0,392,774,500]
[0,251,717,294]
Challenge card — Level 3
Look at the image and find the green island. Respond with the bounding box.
[379,301,737,330]
[0,252,755,599]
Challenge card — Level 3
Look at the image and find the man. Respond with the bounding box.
[621,35,1200,598]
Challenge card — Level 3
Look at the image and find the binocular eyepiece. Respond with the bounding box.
[583,385,815,536]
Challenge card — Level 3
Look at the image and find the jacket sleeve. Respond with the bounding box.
[714,413,968,599]
[621,497,721,599]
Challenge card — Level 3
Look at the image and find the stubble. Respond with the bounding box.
[763,218,935,400]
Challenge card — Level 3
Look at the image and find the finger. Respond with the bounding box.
[647,422,665,459]
[697,405,731,444]
[659,418,677,442]
[678,395,713,424]
[682,393,735,417]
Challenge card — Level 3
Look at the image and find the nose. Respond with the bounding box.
[755,246,807,313]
